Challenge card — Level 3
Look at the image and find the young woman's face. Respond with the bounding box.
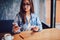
[23,0,30,12]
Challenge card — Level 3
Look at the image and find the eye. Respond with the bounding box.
[27,3,30,5]
[23,3,30,6]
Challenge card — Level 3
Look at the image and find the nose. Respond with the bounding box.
[24,5,28,8]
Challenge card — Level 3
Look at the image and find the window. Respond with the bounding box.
[56,0,60,29]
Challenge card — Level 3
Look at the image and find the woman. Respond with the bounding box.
[12,0,42,33]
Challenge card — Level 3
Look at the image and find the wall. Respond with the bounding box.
[0,0,21,20]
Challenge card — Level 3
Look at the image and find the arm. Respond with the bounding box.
[36,16,42,31]
[31,16,42,32]
[12,14,21,33]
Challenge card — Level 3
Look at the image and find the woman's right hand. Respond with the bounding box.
[13,25,21,33]
[31,26,39,32]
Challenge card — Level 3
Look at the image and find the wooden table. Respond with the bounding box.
[13,28,60,40]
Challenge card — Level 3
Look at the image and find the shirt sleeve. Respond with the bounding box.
[12,14,21,33]
[36,16,42,31]
[12,14,19,26]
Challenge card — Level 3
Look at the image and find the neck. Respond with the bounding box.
[26,11,30,16]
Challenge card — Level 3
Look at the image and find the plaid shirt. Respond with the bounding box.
[13,13,42,32]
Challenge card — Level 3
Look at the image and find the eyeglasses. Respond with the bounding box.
[23,3,30,6]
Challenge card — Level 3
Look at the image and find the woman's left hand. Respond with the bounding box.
[31,27,39,32]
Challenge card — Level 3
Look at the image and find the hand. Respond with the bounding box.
[31,27,39,32]
[13,26,21,33]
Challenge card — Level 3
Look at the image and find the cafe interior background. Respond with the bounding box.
[0,0,60,39]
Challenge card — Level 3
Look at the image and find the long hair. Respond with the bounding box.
[19,0,34,24]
